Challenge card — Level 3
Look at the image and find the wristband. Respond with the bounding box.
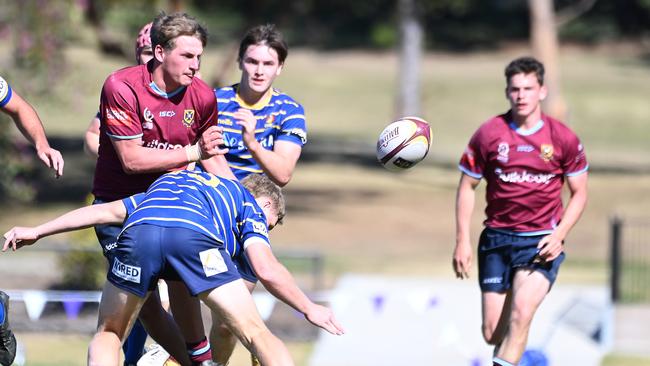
[185,144,202,162]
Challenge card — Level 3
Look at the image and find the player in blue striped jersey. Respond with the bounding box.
[207,24,306,187]
[3,171,344,366]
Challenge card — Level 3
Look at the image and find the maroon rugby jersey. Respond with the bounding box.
[459,112,588,234]
[93,63,217,200]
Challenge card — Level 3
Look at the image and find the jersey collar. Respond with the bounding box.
[234,84,273,110]
[149,82,186,99]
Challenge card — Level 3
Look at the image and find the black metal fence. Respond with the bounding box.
[610,216,650,303]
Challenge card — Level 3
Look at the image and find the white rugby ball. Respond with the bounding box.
[376,116,432,171]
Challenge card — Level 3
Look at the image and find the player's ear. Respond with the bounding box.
[276,63,283,76]
[539,85,548,101]
[261,198,272,209]
[154,44,165,63]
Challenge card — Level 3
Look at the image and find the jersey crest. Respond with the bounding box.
[540,144,554,162]
[183,109,195,127]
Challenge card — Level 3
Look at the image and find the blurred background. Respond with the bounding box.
[0,0,649,365]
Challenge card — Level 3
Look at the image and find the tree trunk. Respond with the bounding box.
[528,0,568,122]
[395,0,422,119]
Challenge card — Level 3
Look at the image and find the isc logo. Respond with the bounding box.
[159,111,176,117]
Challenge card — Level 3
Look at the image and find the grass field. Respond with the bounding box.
[1,38,650,365]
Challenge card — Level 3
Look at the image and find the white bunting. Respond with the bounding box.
[23,290,48,321]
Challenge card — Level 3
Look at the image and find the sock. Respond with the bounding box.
[493,357,515,366]
[0,302,5,325]
[187,337,212,364]
[122,319,148,364]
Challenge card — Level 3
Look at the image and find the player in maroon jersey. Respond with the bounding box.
[84,22,154,158]
[90,12,226,365]
[452,57,588,366]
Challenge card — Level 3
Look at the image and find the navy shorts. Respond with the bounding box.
[234,251,258,283]
[477,228,565,293]
[107,224,241,298]
[92,198,122,259]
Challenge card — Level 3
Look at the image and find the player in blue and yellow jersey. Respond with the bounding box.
[3,170,344,366]
[208,24,306,187]
[206,24,309,365]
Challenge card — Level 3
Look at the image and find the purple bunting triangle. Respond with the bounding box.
[63,299,83,319]
[372,294,385,313]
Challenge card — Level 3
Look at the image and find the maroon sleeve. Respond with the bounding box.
[561,129,588,175]
[459,127,487,178]
[100,75,143,139]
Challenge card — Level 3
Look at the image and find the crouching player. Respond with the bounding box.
[3,171,344,366]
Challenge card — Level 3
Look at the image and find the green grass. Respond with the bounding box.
[602,354,650,366]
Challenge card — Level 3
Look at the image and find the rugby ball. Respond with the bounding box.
[377,116,432,171]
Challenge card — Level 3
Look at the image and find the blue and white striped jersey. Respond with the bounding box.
[120,169,270,258]
[0,76,14,108]
[215,84,307,179]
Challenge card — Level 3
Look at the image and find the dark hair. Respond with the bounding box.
[238,24,288,64]
[240,174,285,225]
[505,57,545,86]
[150,12,207,51]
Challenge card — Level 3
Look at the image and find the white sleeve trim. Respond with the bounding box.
[458,164,483,179]
[243,237,271,250]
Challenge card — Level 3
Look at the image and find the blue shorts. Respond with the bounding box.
[477,228,565,293]
[234,251,258,283]
[93,197,122,259]
[107,224,241,298]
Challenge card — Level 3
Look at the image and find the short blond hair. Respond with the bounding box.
[151,12,207,51]
[241,174,285,225]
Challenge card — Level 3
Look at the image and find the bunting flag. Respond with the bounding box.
[23,290,47,321]
[371,294,385,313]
[62,299,84,319]
[252,292,276,321]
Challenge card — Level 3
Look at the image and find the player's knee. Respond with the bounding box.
[509,304,535,333]
[238,320,271,349]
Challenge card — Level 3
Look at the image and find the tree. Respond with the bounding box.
[528,0,567,122]
[395,0,423,118]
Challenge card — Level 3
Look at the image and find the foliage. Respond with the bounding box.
[0,116,36,203]
[6,0,73,94]
[191,0,650,50]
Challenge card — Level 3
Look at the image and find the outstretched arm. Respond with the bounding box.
[2,90,64,177]
[3,200,126,251]
[246,242,345,335]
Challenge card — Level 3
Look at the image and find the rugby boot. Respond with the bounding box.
[0,291,17,366]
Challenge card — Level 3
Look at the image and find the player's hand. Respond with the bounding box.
[3,227,40,251]
[198,126,228,158]
[452,241,472,279]
[234,108,258,148]
[537,233,564,262]
[36,146,64,178]
[304,303,345,335]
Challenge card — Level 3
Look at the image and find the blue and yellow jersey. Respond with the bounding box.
[121,169,271,258]
[215,84,307,179]
[0,76,14,108]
